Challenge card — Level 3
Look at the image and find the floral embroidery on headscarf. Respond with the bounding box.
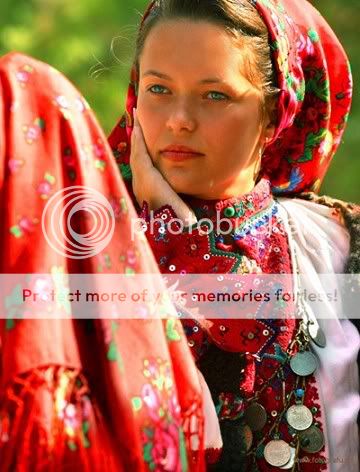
[15,64,34,87]
[250,0,352,194]
[23,117,46,144]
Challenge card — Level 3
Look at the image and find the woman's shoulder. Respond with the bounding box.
[276,192,360,274]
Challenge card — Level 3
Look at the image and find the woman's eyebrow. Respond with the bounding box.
[142,70,231,86]
[142,70,172,80]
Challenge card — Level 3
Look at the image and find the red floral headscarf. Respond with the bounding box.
[108,0,352,196]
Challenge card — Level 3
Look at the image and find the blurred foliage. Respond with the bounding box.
[1,0,359,201]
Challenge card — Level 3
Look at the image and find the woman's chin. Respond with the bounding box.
[161,171,199,195]
[168,180,196,195]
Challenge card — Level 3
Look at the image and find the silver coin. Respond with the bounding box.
[280,446,296,469]
[290,350,318,376]
[299,425,325,453]
[244,402,267,431]
[307,321,327,348]
[286,404,313,430]
[264,440,291,467]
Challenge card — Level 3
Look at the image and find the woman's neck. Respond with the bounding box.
[185,167,260,201]
[183,178,260,202]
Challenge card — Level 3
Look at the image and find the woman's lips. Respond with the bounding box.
[161,151,204,161]
[160,146,204,161]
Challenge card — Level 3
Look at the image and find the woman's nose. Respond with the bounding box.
[165,100,197,134]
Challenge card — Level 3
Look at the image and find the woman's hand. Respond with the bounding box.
[130,109,197,226]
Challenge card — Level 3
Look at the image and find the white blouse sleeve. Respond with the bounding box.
[278,197,360,472]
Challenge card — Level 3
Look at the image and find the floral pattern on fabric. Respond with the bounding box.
[0,51,205,471]
[133,358,187,472]
[250,0,352,194]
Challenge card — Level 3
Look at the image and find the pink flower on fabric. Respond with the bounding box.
[103,320,118,344]
[16,71,29,83]
[127,249,137,266]
[110,198,122,218]
[23,118,45,144]
[37,181,52,197]
[141,383,161,421]
[8,159,24,173]
[15,65,33,86]
[25,125,41,142]
[18,217,36,232]
[296,33,315,56]
[168,393,181,420]
[152,423,181,472]
[32,277,53,301]
[93,143,105,158]
[55,95,70,109]
[58,400,79,430]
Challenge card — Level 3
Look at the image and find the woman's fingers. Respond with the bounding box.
[131,109,153,172]
[130,108,161,207]
[130,108,139,168]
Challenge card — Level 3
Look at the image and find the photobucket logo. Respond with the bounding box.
[42,186,115,259]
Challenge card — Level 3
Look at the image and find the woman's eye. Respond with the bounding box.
[206,91,229,101]
[147,86,229,100]
[148,85,169,94]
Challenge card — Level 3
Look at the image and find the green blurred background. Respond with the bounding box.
[1,0,359,201]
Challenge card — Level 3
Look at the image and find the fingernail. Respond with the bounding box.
[133,108,137,123]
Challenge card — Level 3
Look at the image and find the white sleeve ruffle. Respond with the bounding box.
[278,197,360,472]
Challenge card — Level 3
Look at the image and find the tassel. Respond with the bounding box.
[205,447,222,465]
[0,367,119,471]
[239,354,256,397]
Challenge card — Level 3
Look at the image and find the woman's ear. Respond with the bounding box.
[264,122,276,141]
[263,96,278,142]
[261,118,276,144]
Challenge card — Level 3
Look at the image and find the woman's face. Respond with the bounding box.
[137,19,274,199]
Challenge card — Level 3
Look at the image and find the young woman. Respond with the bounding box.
[108,0,360,470]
